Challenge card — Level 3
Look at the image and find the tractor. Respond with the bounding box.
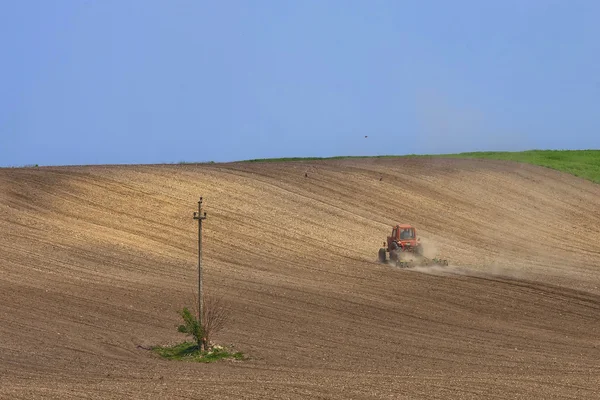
[378,224,448,268]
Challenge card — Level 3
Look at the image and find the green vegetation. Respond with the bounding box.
[152,341,244,363]
[243,155,399,163]
[153,298,239,363]
[177,160,215,164]
[241,150,600,184]
[177,307,205,350]
[433,150,600,184]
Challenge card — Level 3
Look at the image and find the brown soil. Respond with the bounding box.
[1,157,599,399]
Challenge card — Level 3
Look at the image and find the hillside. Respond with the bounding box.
[1,157,600,399]
[435,150,600,184]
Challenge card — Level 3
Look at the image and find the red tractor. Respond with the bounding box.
[378,224,448,267]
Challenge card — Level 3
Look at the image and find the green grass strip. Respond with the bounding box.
[152,342,245,363]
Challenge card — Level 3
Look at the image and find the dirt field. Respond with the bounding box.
[1,157,599,399]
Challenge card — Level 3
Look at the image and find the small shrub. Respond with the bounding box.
[177,307,205,350]
[150,292,238,363]
[202,294,231,349]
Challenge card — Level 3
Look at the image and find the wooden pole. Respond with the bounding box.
[193,197,207,326]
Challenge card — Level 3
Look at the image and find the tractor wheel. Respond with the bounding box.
[378,248,387,263]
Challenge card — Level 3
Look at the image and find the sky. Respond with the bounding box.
[1,0,599,167]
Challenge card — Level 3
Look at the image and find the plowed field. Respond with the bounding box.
[1,158,599,399]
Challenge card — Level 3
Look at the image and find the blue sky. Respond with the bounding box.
[1,0,599,166]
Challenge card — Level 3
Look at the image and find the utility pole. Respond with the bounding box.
[193,197,207,326]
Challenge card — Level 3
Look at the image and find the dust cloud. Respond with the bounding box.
[404,236,528,281]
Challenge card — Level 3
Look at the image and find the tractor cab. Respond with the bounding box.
[396,225,415,240]
[387,224,418,248]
